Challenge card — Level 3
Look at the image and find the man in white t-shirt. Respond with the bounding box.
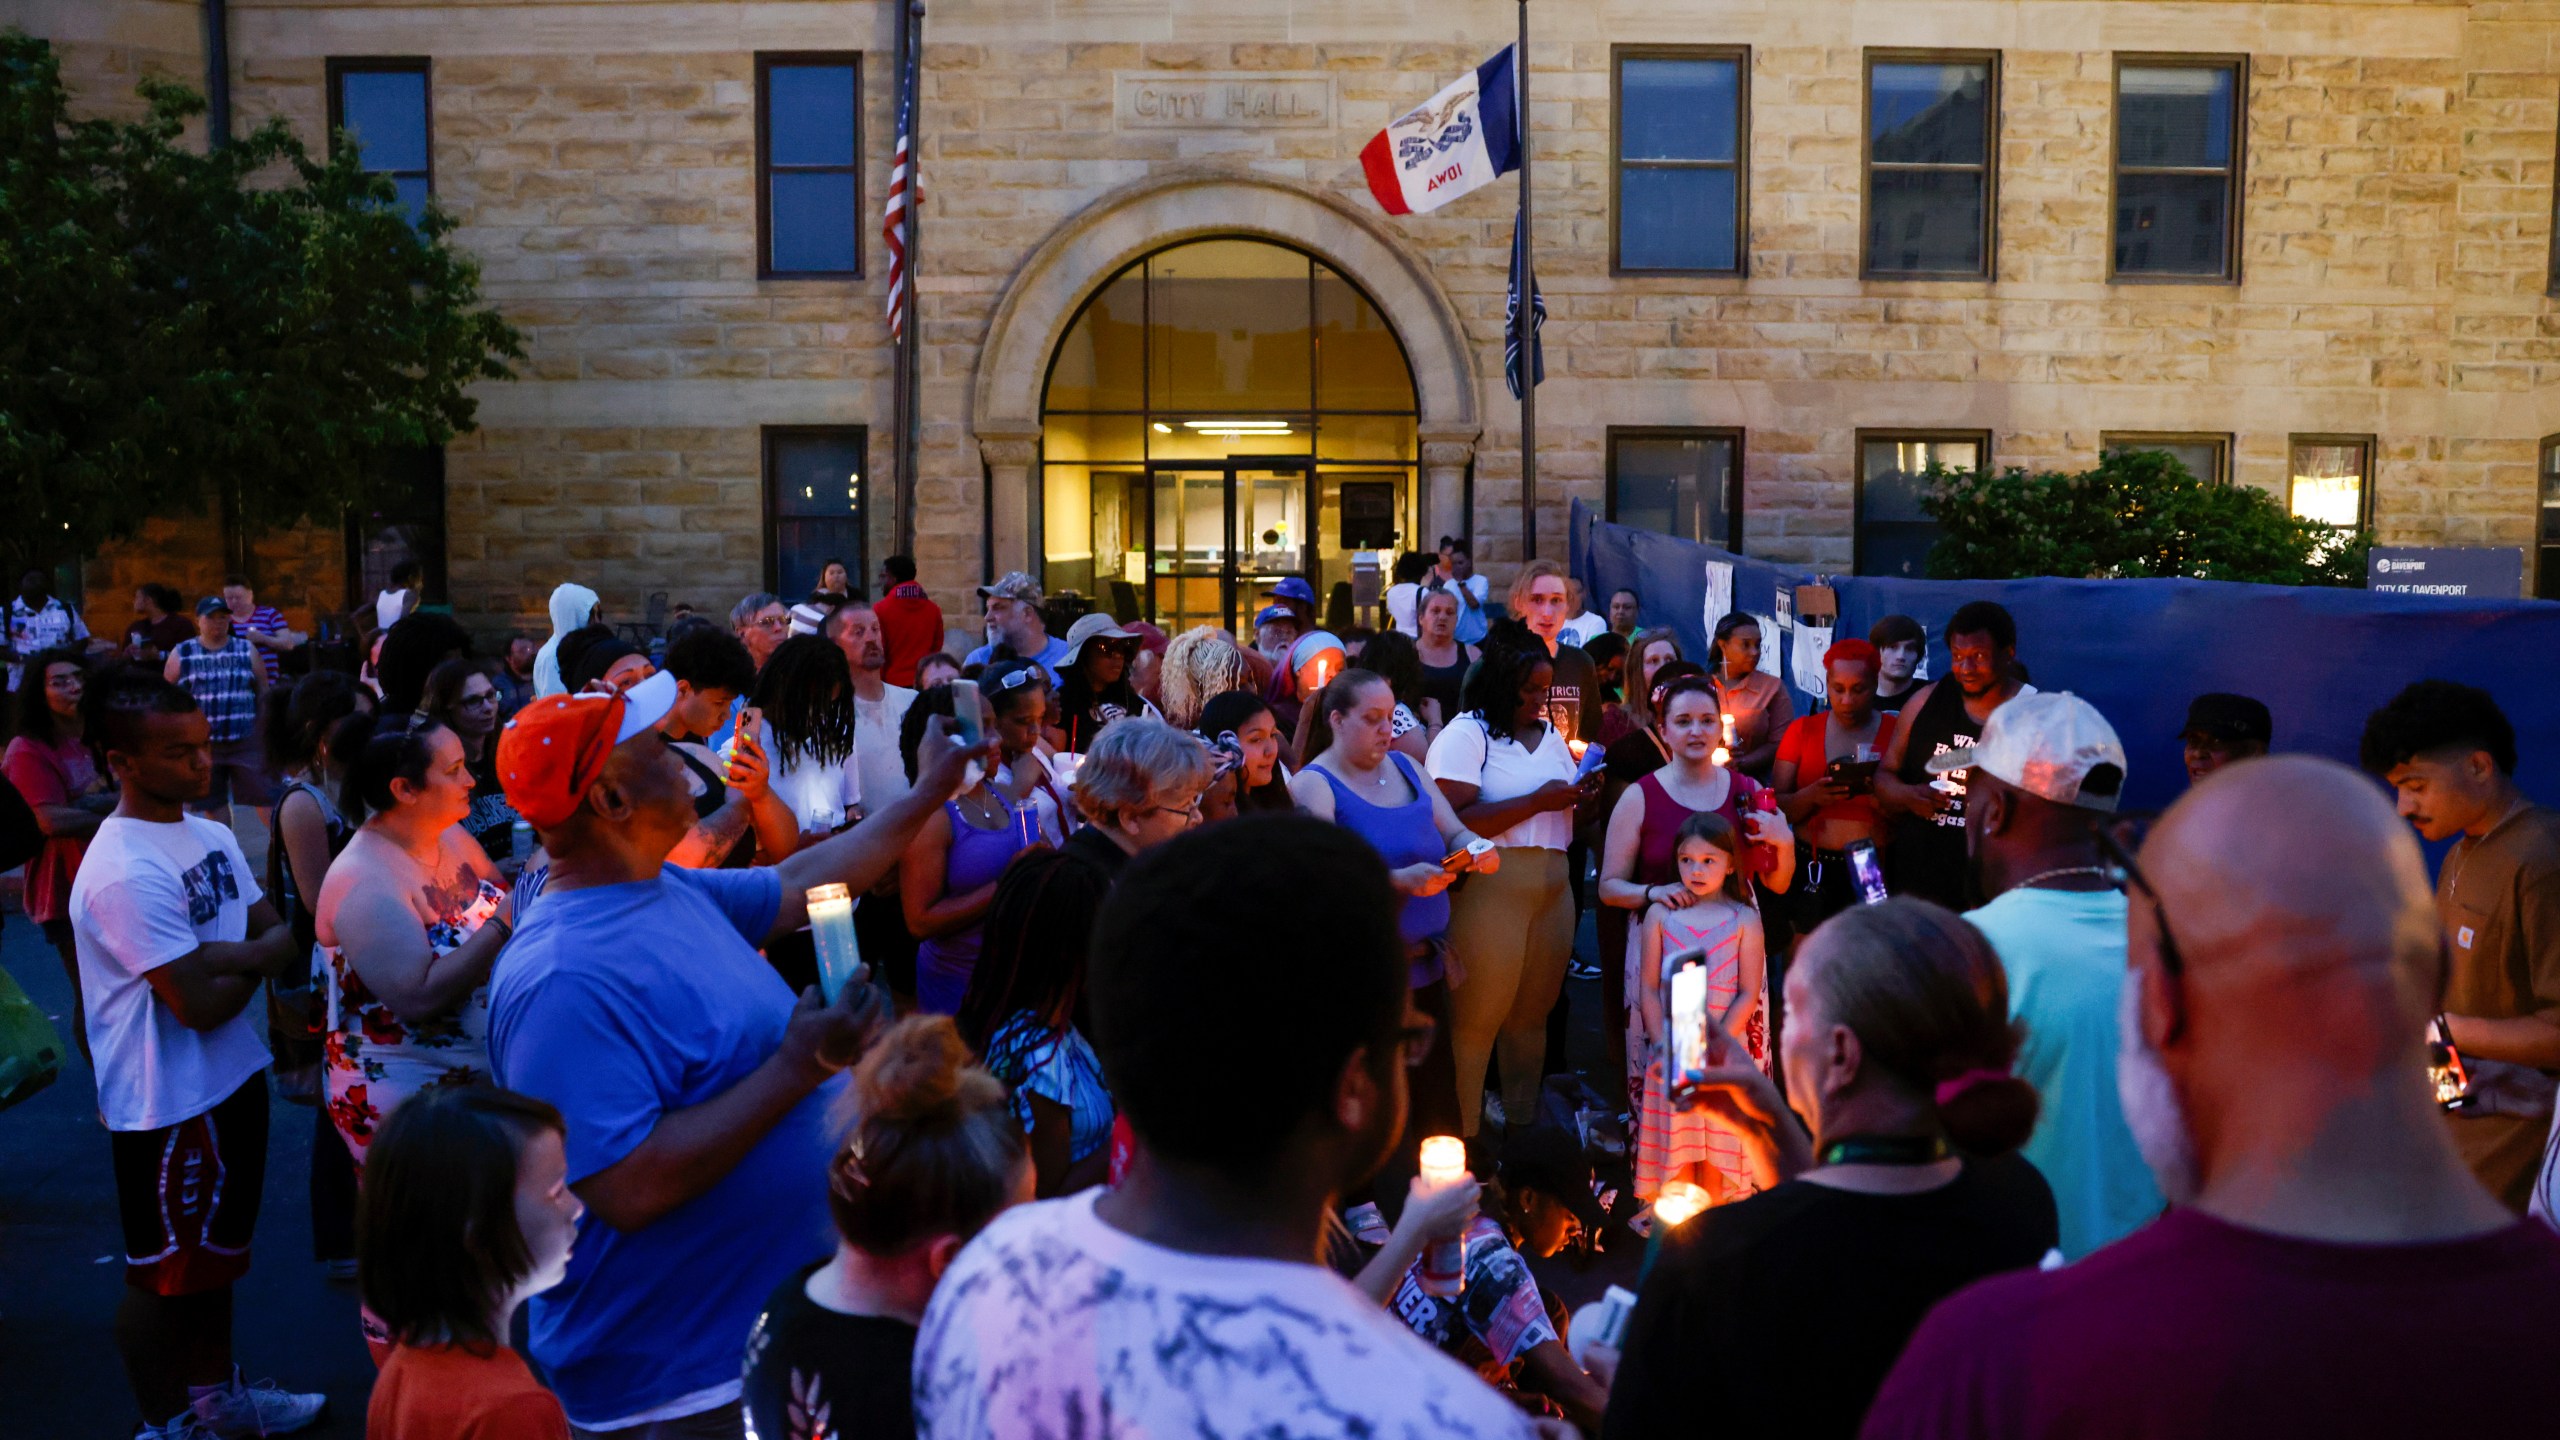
[915,817,1540,1440]
[69,673,324,1440]
[830,600,924,995]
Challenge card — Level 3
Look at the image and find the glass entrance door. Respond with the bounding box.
[1144,463,1311,634]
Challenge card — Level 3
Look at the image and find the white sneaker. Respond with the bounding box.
[188,1369,328,1438]
[138,1416,220,1440]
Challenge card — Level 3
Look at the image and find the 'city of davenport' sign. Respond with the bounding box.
[1115,75,1335,130]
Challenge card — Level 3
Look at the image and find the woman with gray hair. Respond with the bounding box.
[957,717,1214,1193]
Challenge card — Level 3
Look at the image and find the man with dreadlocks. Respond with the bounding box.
[750,635,866,842]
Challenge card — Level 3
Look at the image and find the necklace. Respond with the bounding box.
[2013,865,2112,891]
[2446,797,2530,900]
[1818,1135,1950,1167]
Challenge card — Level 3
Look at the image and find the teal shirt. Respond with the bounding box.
[1966,886,2165,1260]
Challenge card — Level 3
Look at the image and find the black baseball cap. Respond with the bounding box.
[1497,1125,1609,1235]
[2178,693,2272,747]
[195,596,228,617]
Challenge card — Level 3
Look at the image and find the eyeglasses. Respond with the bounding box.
[2095,823,2185,980]
[460,690,500,708]
[1134,794,1205,822]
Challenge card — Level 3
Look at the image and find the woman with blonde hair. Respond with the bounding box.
[1156,625,1255,731]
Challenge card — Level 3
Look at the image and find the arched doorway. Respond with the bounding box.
[1040,238,1418,632]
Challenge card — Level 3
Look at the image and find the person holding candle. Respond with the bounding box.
[1770,639,1899,928]
[485,671,985,1437]
[1598,677,1795,1112]
[900,683,1043,1016]
[1707,612,1793,782]
[1633,812,1768,1211]
[1599,900,2055,1440]
[1429,623,1601,1145]
[914,817,1535,1439]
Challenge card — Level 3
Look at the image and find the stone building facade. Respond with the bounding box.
[30,0,2560,636]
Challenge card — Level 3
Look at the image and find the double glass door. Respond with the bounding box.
[1146,463,1309,634]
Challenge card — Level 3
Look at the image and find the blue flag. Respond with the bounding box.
[1505,207,1545,400]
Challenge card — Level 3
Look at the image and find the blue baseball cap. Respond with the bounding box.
[1253,604,1296,629]
[1266,577,1317,607]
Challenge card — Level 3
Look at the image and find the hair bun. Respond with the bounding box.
[853,1015,971,1127]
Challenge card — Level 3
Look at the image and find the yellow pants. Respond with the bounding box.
[1444,847,1576,1137]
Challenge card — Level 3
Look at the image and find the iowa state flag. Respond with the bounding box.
[1360,45,1521,216]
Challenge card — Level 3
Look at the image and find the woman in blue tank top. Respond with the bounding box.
[1290,670,1500,1157]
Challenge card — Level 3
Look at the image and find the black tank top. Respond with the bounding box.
[1888,679,1991,909]
[1417,652,1468,727]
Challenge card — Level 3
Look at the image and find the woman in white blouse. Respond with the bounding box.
[1427,621,1602,1142]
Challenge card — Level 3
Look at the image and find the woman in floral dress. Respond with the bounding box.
[313,717,512,1168]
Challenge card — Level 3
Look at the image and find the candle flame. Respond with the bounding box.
[1653,1180,1710,1227]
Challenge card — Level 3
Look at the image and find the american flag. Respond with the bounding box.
[882,37,919,338]
[1504,206,1545,400]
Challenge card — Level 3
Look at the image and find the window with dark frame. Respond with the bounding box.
[1857,431,1986,578]
[327,58,432,222]
[765,428,868,599]
[346,447,446,611]
[2102,432,2231,487]
[1864,54,1997,279]
[2538,437,2560,600]
[2287,434,2375,532]
[1613,48,1748,275]
[1607,429,1742,548]
[2113,58,2244,280]
[756,54,862,278]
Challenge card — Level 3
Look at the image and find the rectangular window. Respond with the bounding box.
[1607,429,1742,548]
[756,54,862,278]
[327,58,432,221]
[2287,435,2374,531]
[1857,432,1986,578]
[765,427,868,598]
[2113,58,2244,281]
[2539,438,2560,600]
[1613,48,1748,275]
[1864,53,1998,279]
[346,446,445,611]
[2102,432,2231,487]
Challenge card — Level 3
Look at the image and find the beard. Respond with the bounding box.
[2116,972,2201,1206]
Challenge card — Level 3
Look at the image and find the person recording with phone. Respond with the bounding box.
[1771,639,1898,929]
[1633,812,1766,1212]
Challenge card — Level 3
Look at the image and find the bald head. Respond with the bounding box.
[2140,755,2443,1063]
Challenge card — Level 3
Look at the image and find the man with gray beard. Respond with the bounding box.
[1862,756,2560,1440]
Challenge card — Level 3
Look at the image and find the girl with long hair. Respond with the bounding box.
[1601,627,1684,747]
[750,634,864,839]
[1708,611,1794,780]
[1194,690,1292,815]
[1633,811,1767,1207]
[742,1017,1031,1440]
[418,657,523,867]
[6,648,111,1047]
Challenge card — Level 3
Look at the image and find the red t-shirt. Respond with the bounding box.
[368,1342,571,1440]
[1774,711,1896,837]
[1862,1206,2560,1440]
[2,733,101,923]
[873,583,945,689]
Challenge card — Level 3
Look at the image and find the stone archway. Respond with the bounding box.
[972,167,1483,577]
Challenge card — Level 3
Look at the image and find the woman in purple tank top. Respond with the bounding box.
[901,684,1042,1014]
[1290,670,1499,1152]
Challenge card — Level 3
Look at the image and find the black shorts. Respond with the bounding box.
[111,1074,269,1296]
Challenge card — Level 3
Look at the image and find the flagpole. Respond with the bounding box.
[1514,0,1536,562]
[894,1,925,557]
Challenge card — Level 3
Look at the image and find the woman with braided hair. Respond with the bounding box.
[1155,624,1255,731]
[750,634,865,841]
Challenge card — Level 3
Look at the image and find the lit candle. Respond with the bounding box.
[1711,746,1732,769]
[1720,711,1738,749]
[1416,1135,1470,1297]
[1567,738,1588,761]
[1652,1179,1711,1228]
[805,883,866,1002]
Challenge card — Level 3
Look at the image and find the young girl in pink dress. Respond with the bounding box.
[1632,811,1768,1208]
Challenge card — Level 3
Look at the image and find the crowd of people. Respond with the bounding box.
[5,543,2560,1440]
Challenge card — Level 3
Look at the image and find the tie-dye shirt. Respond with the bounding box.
[914,1189,1533,1440]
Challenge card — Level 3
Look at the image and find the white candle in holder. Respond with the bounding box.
[805,882,865,1002]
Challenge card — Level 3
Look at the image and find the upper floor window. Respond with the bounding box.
[2113,58,2244,280]
[757,54,861,278]
[328,58,432,221]
[2103,432,2231,487]
[1858,431,1985,577]
[1864,54,1997,279]
[1608,429,1742,547]
[1614,48,1748,274]
[2288,435,2374,531]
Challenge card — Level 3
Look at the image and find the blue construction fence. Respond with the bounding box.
[1569,500,2560,816]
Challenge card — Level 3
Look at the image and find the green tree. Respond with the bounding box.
[0,33,521,575]
[1917,448,2370,587]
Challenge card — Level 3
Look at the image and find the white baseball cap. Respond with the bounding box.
[1926,691,2126,812]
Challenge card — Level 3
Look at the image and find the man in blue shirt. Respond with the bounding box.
[962,572,1071,685]
[1941,691,2165,1260]
[489,672,987,1435]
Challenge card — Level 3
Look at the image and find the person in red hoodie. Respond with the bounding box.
[873,555,944,689]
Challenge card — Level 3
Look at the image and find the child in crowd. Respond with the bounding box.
[361,1087,582,1440]
[742,1017,1031,1440]
[1633,811,1767,1209]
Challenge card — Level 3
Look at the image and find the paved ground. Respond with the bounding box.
[0,848,1640,1435]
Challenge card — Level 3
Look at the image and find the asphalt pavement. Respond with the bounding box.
[0,913,377,1440]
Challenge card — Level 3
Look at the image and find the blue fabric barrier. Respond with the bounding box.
[1571,500,2560,815]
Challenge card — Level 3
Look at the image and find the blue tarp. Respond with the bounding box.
[1570,500,2560,815]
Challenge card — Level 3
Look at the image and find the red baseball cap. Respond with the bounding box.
[497,671,678,830]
